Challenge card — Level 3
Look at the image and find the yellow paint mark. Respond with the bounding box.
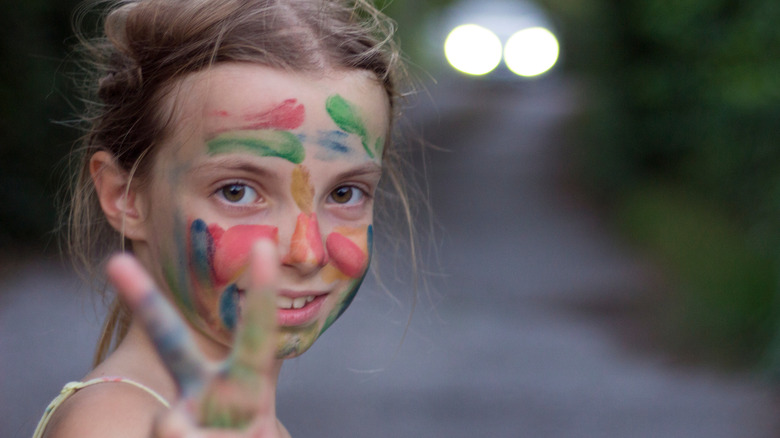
[321,264,351,283]
[332,225,369,252]
[291,165,314,214]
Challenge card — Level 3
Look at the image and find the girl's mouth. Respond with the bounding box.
[275,295,316,309]
[234,289,327,327]
[276,293,327,327]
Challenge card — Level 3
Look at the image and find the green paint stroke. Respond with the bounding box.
[374,136,385,158]
[325,94,374,159]
[207,131,305,164]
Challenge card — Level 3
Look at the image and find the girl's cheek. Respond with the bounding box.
[325,225,371,278]
[210,223,279,285]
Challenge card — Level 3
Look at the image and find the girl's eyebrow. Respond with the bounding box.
[333,162,383,180]
[188,157,280,177]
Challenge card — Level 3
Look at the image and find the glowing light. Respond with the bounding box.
[444,24,503,76]
[504,27,560,77]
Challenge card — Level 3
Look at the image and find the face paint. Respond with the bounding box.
[326,94,378,159]
[281,213,326,267]
[290,165,314,214]
[242,98,304,130]
[143,65,389,360]
[207,131,305,164]
[317,130,351,155]
[320,224,373,333]
[210,223,279,285]
[325,230,369,279]
[170,219,280,339]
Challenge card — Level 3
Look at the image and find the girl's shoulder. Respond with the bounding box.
[41,378,169,438]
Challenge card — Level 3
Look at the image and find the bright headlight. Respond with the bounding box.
[444,24,503,76]
[503,27,560,77]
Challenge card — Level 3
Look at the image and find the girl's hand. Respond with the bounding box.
[106,241,283,437]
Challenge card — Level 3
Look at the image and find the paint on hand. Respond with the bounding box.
[136,288,209,396]
[242,98,304,130]
[290,165,314,214]
[207,130,305,164]
[325,94,374,159]
[282,213,327,267]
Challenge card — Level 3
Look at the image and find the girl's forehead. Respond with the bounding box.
[171,63,390,139]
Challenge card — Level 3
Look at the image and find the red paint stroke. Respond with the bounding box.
[243,99,304,130]
[210,223,279,285]
[325,232,367,278]
[282,213,327,267]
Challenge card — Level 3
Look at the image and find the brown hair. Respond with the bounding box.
[65,0,409,365]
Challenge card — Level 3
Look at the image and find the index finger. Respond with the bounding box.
[107,253,211,397]
[226,240,278,376]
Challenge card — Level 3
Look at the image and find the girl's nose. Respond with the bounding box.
[281,213,328,273]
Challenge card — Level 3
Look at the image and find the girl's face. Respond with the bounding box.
[134,64,389,359]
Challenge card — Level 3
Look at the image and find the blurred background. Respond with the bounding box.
[2,0,780,436]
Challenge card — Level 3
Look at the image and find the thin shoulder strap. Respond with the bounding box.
[32,377,171,438]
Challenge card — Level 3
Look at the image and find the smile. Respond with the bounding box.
[276,295,316,309]
[228,289,327,329]
[276,293,328,327]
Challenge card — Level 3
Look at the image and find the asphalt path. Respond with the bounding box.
[2,76,778,437]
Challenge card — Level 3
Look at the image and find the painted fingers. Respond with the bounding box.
[107,240,281,433]
[229,240,279,375]
[198,240,280,428]
[107,254,210,397]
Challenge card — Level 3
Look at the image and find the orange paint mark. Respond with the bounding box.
[290,165,314,214]
[282,213,327,267]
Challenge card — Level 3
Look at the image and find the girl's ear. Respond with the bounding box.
[90,151,147,241]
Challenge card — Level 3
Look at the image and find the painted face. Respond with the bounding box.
[136,64,388,359]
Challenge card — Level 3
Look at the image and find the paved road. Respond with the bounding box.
[2,76,778,437]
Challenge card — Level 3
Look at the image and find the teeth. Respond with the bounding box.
[276,295,316,309]
[276,296,293,309]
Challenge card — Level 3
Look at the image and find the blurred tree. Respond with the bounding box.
[552,0,780,369]
[0,0,82,250]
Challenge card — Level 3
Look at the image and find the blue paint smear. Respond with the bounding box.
[317,130,351,154]
[189,219,214,287]
[171,213,194,311]
[219,283,240,331]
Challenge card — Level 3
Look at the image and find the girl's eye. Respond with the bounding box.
[329,186,364,206]
[218,183,259,205]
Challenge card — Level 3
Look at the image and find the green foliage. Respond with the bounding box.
[0,0,83,249]
[557,0,780,369]
[618,185,777,367]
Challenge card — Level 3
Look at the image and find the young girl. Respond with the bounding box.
[35,0,406,436]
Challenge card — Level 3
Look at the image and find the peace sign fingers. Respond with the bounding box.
[229,240,279,375]
[196,240,280,429]
[106,254,211,397]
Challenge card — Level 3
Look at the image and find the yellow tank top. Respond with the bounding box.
[33,377,171,438]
